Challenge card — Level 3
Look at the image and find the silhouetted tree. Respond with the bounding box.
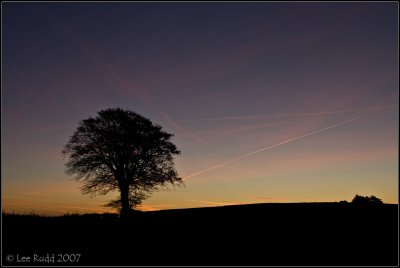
[368,195,383,205]
[62,108,182,218]
[351,194,383,206]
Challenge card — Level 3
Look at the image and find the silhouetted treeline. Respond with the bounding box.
[351,194,383,205]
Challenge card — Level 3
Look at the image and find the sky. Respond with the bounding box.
[2,2,398,215]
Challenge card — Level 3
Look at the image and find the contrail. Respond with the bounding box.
[183,107,388,122]
[183,116,362,180]
[47,14,206,145]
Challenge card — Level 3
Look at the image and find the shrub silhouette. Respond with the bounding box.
[351,194,383,206]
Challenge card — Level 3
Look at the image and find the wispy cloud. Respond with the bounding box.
[182,106,389,123]
[158,112,207,144]
[138,203,175,211]
[190,200,241,206]
[47,14,205,145]
[251,196,284,202]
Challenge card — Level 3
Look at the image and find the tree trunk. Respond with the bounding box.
[119,183,130,220]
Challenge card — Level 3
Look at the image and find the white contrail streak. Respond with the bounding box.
[183,116,362,180]
[183,106,388,122]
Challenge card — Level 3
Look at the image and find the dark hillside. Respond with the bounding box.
[3,203,398,266]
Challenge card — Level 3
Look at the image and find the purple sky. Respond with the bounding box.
[3,2,398,215]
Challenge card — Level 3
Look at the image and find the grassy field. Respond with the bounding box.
[2,202,398,266]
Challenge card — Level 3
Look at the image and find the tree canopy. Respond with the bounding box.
[62,108,182,216]
[351,194,383,206]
